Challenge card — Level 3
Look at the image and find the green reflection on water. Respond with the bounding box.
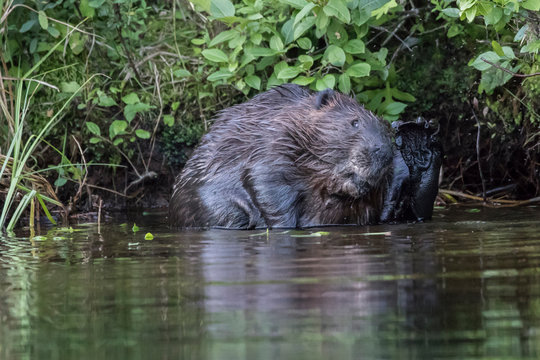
[1,207,540,359]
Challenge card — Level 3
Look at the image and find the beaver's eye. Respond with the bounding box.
[351,120,359,128]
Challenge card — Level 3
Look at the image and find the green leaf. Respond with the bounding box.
[294,2,316,26]
[246,47,277,57]
[173,69,191,78]
[89,137,101,144]
[79,0,95,18]
[292,76,315,86]
[441,7,459,18]
[384,102,407,115]
[209,30,237,47]
[122,93,140,105]
[281,19,295,44]
[132,223,140,233]
[124,103,153,122]
[269,35,284,51]
[484,6,502,25]
[315,9,330,30]
[47,26,60,38]
[492,41,504,57]
[89,0,106,7]
[54,177,67,187]
[391,88,416,102]
[323,0,350,23]
[29,38,38,53]
[371,0,398,19]
[113,138,124,146]
[20,20,35,33]
[325,45,346,66]
[86,122,101,136]
[464,7,476,22]
[191,38,206,45]
[447,24,462,38]
[145,232,154,240]
[202,49,229,63]
[351,8,370,26]
[60,81,81,93]
[109,120,128,139]
[210,0,235,18]
[297,37,312,50]
[514,25,529,42]
[479,61,518,93]
[135,129,151,139]
[207,69,233,81]
[521,40,540,54]
[346,63,370,77]
[298,54,314,70]
[69,32,85,55]
[316,74,335,91]
[343,39,365,54]
[229,35,245,48]
[522,0,540,11]
[278,0,308,9]
[501,46,515,59]
[245,75,261,90]
[277,66,301,80]
[326,21,348,46]
[98,94,117,107]
[470,51,500,71]
[458,0,475,11]
[163,115,175,127]
[293,16,316,40]
[38,11,48,30]
[338,73,351,94]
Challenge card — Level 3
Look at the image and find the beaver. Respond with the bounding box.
[381,118,442,222]
[169,84,396,229]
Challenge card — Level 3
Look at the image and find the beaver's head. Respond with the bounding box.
[291,89,394,200]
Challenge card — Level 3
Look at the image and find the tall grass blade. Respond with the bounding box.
[0,18,90,234]
[7,189,36,231]
[36,193,57,225]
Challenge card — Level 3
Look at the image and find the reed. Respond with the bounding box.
[0,9,91,234]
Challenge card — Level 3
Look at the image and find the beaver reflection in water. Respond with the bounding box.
[169,84,438,229]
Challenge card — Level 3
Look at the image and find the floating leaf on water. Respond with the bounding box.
[466,208,481,213]
[144,232,154,240]
[56,227,76,233]
[53,236,66,241]
[360,231,391,236]
[33,236,47,241]
[132,223,140,233]
[290,231,330,238]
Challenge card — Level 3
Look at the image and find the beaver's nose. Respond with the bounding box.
[370,146,393,167]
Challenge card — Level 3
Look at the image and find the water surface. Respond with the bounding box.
[1,207,540,359]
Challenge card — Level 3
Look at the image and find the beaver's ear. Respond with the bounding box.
[314,89,336,109]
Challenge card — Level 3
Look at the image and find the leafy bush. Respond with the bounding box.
[189,0,417,120]
[432,0,539,95]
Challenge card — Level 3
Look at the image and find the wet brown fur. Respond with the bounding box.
[169,84,394,229]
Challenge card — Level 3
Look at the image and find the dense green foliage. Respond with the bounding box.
[1,0,539,230]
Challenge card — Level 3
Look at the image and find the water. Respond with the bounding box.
[1,207,539,359]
